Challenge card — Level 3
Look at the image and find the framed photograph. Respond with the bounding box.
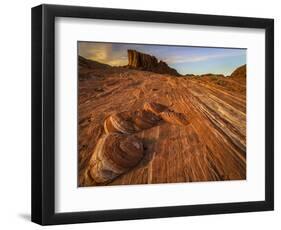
[31,4,274,225]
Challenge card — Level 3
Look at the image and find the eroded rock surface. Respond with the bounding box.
[127,50,180,76]
[87,133,144,185]
[78,57,247,186]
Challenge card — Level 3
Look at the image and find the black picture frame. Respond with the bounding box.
[31,4,274,225]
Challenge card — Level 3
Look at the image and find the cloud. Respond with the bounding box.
[163,52,244,64]
[79,43,128,66]
[106,58,127,66]
[79,42,245,69]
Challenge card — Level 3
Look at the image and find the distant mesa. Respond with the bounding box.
[184,65,246,79]
[78,52,179,76]
[200,73,225,78]
[126,49,180,76]
[185,74,196,77]
[185,73,225,78]
[78,52,246,81]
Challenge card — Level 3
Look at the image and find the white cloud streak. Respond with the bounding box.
[163,52,244,64]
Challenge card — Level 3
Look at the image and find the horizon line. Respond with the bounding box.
[79,54,246,77]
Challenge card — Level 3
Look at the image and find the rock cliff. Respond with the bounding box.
[127,49,180,76]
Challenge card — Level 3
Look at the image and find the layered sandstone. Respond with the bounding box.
[127,49,180,76]
[230,64,246,80]
[78,59,247,186]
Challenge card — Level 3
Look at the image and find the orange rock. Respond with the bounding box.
[88,133,144,184]
[160,111,189,126]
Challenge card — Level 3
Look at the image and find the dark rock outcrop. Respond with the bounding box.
[185,74,196,77]
[128,49,158,69]
[79,56,110,69]
[200,73,225,78]
[230,64,246,79]
[127,50,180,76]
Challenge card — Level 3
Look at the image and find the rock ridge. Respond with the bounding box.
[127,49,180,76]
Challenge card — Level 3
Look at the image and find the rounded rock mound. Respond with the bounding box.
[89,133,144,184]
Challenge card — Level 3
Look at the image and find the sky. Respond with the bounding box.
[78,42,246,76]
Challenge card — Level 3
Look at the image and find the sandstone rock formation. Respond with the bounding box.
[78,57,247,186]
[143,102,169,115]
[127,49,180,76]
[88,133,144,184]
[104,102,189,136]
[79,56,110,69]
[230,64,246,80]
[86,101,190,185]
[128,49,158,68]
[160,111,190,126]
[104,110,162,135]
[104,111,137,134]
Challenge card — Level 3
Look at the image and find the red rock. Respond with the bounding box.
[127,49,180,76]
[230,64,246,79]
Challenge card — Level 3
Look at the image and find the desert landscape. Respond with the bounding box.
[78,43,246,187]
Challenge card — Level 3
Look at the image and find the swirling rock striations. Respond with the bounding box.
[82,101,190,186]
[104,111,136,134]
[104,109,163,135]
[160,111,190,126]
[132,110,162,130]
[144,102,189,126]
[88,133,144,184]
[127,50,180,76]
[104,102,189,135]
[78,61,247,186]
[143,101,169,115]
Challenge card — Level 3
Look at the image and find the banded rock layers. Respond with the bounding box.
[104,102,189,136]
[78,56,247,186]
[127,49,180,76]
[83,102,189,185]
[88,133,144,184]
